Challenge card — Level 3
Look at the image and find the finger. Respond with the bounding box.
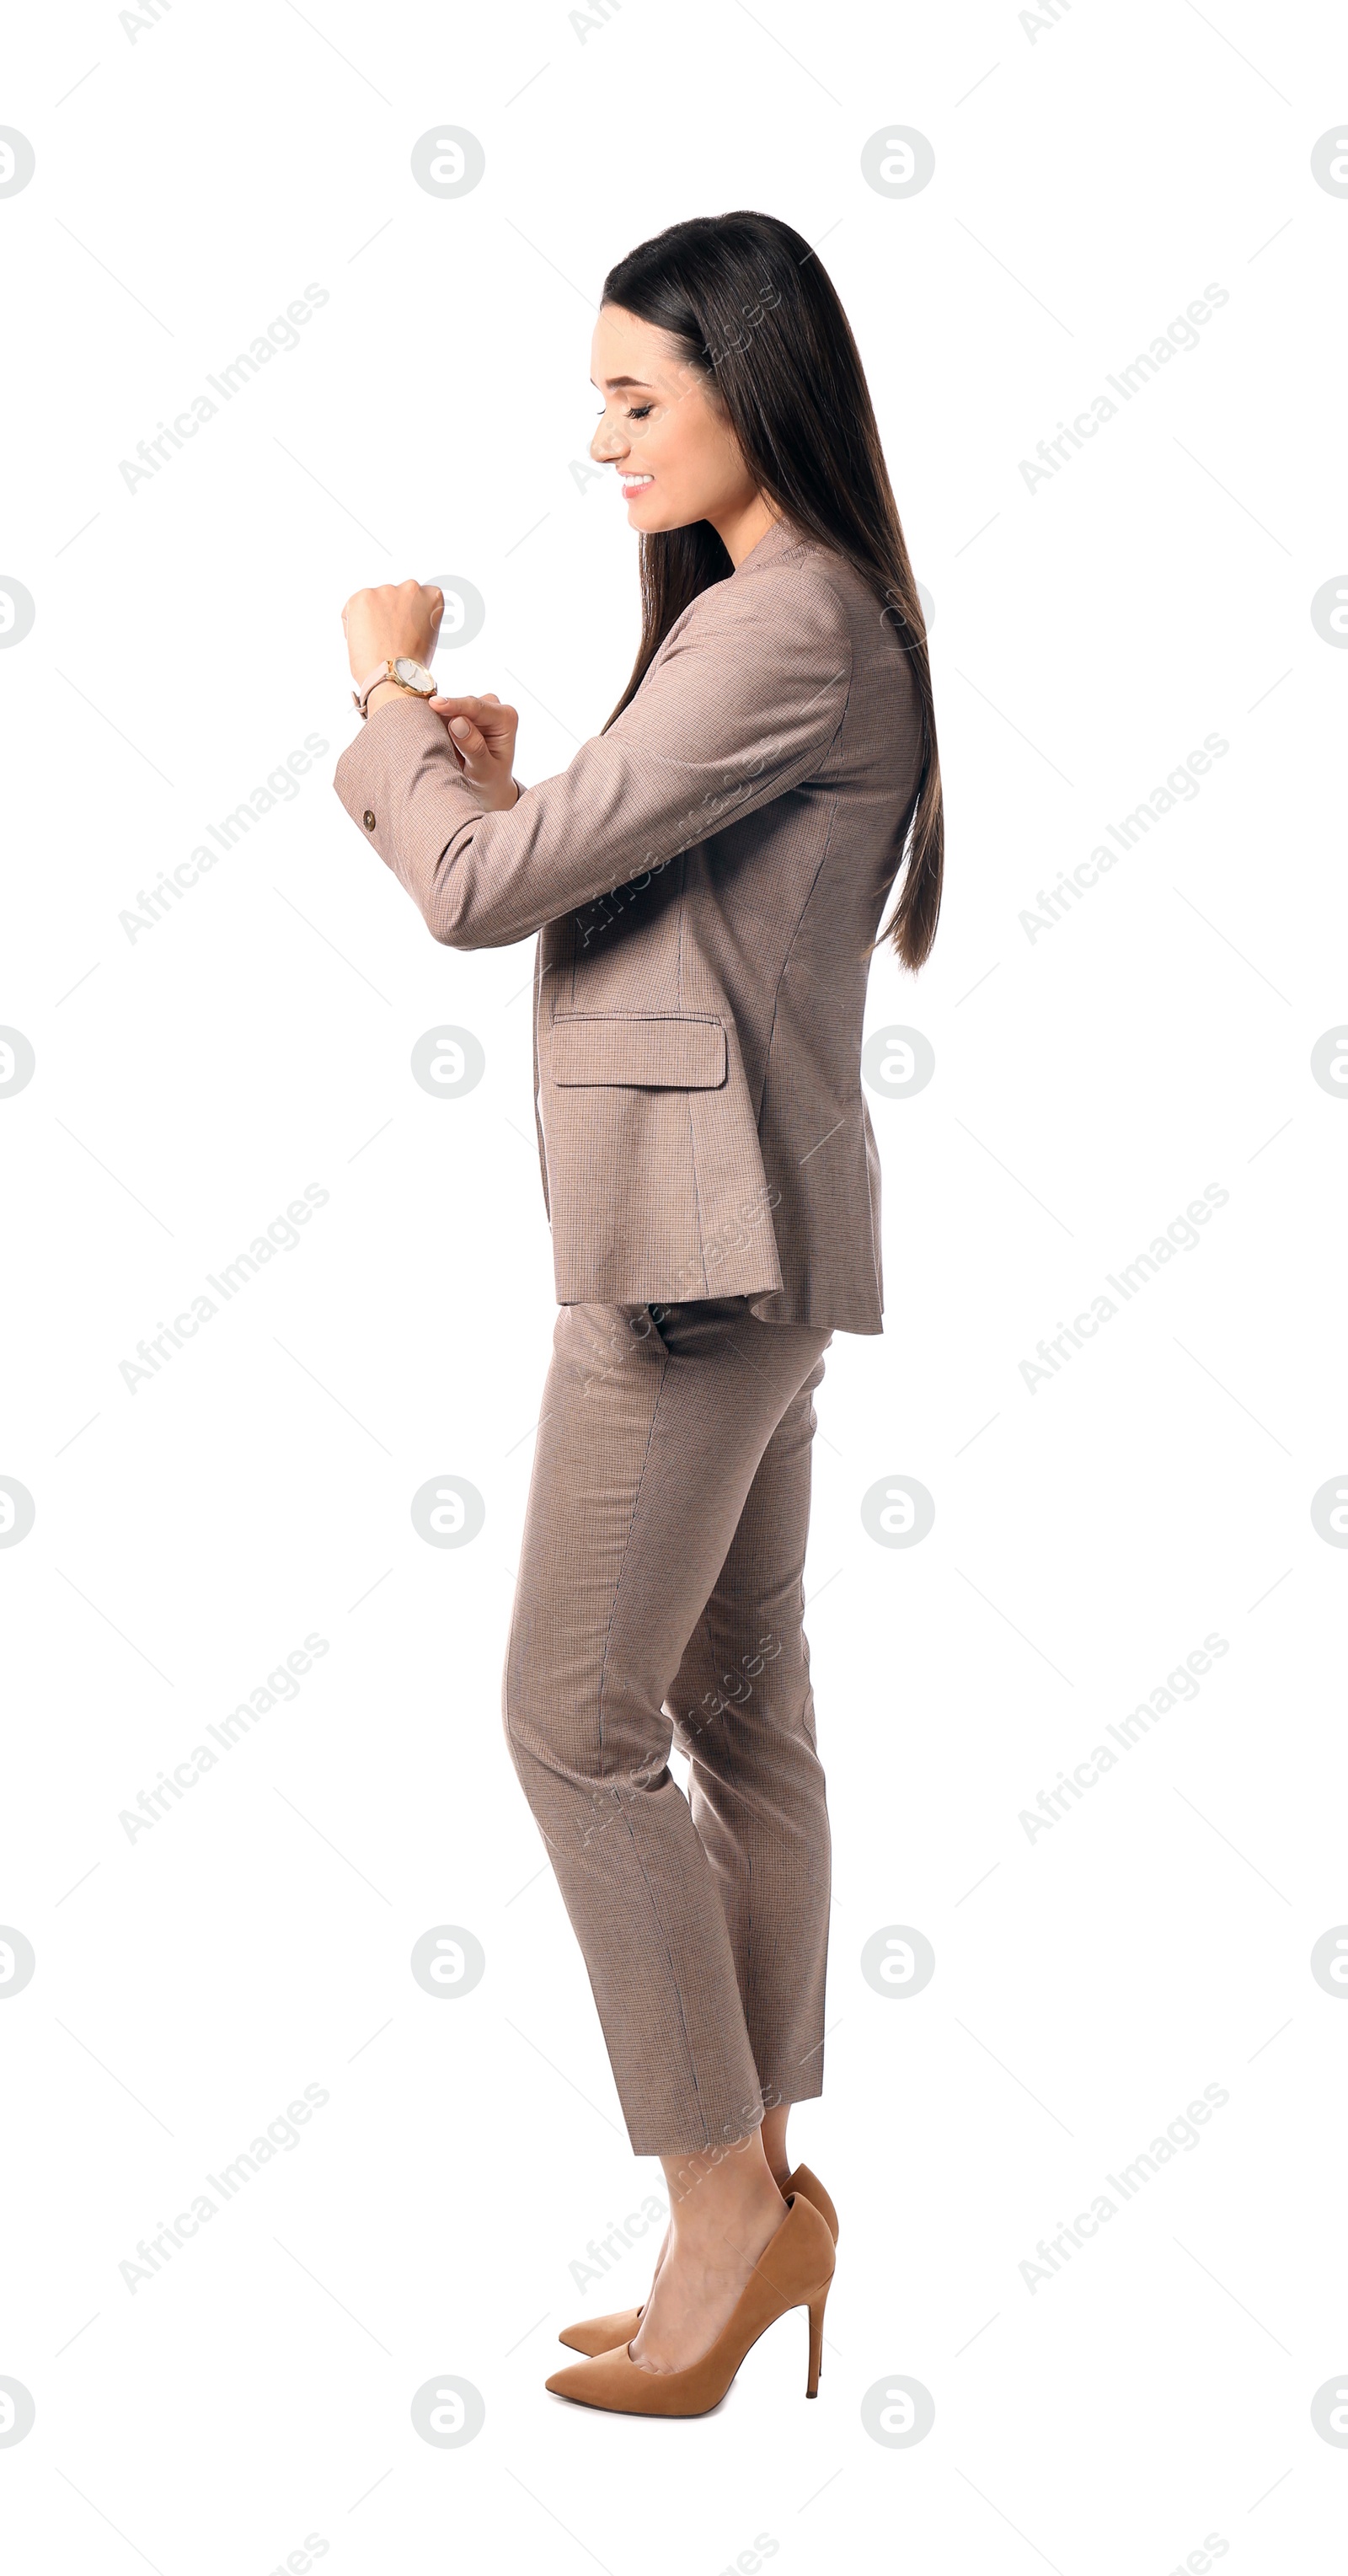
[428,694,516,722]
[431,710,485,756]
[429,695,517,744]
[431,699,504,739]
[447,725,503,784]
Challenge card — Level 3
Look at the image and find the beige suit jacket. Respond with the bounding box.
[334,512,922,1332]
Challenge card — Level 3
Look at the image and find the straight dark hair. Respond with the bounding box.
[599,211,943,970]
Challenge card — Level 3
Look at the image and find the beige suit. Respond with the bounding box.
[334,510,922,1333]
[334,514,923,2155]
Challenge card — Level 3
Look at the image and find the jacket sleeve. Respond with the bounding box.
[332,561,853,950]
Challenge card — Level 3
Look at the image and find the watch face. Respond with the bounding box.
[393,657,434,691]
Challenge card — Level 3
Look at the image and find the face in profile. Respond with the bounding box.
[589,303,757,534]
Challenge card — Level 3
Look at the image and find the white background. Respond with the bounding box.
[2,3,1345,2570]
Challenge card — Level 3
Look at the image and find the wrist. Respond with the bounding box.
[366,678,424,715]
[353,656,438,719]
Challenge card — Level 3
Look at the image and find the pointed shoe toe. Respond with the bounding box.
[544,2342,650,2409]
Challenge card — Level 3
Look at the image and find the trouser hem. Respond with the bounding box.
[629,2100,767,2161]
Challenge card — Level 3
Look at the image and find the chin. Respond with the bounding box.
[629,503,692,533]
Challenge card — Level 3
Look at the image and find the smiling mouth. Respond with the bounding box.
[620,473,654,489]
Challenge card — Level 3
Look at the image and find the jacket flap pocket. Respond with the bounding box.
[550,1014,728,1089]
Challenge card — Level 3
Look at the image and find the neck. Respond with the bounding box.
[711,491,782,568]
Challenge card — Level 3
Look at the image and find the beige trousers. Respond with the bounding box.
[504,1297,833,2156]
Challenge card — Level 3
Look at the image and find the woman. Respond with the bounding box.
[334,211,941,2416]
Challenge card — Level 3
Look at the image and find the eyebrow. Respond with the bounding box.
[589,376,655,391]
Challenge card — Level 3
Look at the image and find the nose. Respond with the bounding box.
[590,404,628,467]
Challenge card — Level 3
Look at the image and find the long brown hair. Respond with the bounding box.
[599,211,943,970]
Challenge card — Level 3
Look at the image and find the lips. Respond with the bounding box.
[621,474,653,490]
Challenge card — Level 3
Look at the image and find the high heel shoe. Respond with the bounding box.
[545,2191,835,2415]
[556,2159,838,2358]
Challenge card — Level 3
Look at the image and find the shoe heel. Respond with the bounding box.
[805,2279,830,2398]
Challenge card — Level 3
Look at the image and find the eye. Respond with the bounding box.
[629,404,653,420]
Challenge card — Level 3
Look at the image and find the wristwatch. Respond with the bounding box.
[351,656,437,719]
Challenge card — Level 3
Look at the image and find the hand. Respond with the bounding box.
[428,691,520,811]
[341,578,444,678]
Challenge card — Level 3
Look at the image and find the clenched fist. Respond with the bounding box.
[341,578,444,676]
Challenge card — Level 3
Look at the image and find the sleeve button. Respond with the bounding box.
[362,810,377,831]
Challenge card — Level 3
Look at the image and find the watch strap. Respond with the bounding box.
[351,659,436,720]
